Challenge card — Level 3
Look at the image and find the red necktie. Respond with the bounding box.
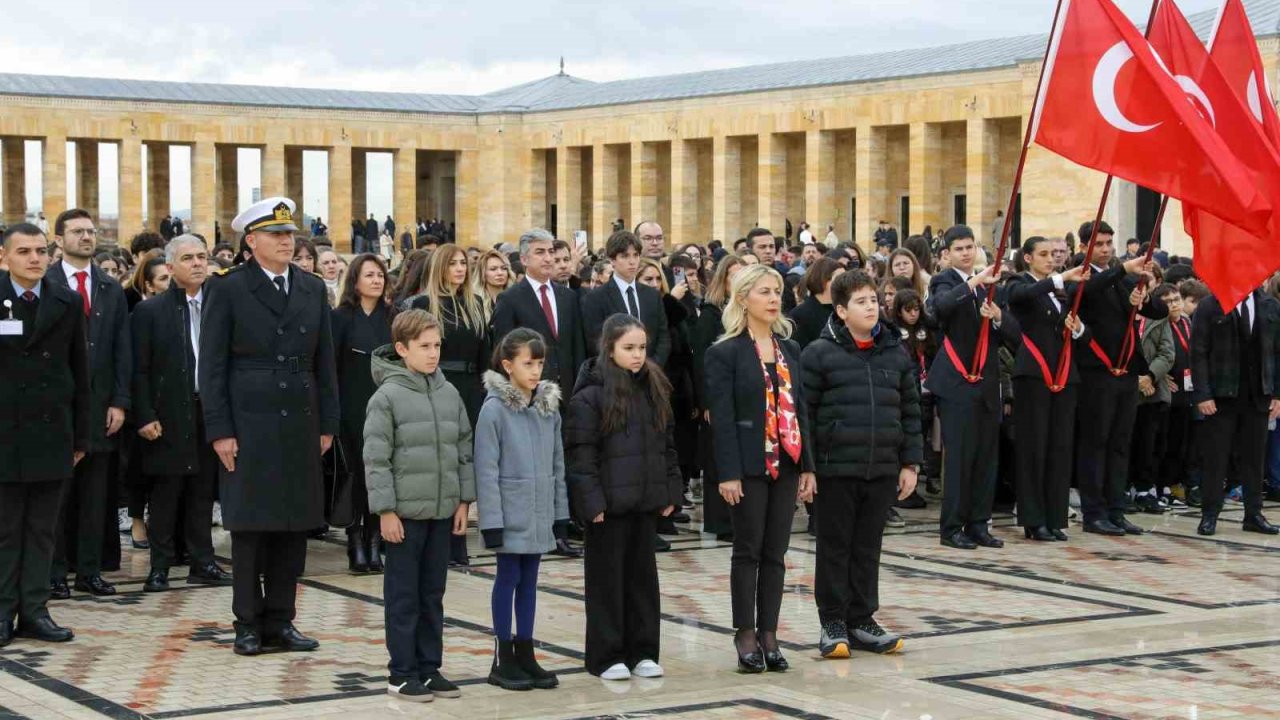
[539,284,558,339]
[74,271,90,317]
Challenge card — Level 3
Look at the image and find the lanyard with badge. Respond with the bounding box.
[0,300,21,336]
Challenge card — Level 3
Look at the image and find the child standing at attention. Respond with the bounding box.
[475,329,569,691]
[565,314,685,681]
[364,309,476,703]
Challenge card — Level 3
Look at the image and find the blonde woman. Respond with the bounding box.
[411,244,489,566]
[471,248,515,321]
[703,264,816,674]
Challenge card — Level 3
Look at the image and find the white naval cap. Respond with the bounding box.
[231,196,299,234]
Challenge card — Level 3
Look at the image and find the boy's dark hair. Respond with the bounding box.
[54,208,92,237]
[491,327,547,375]
[1078,220,1115,243]
[597,314,672,434]
[830,269,877,309]
[746,227,774,247]
[392,309,442,347]
[130,231,166,257]
[708,239,723,252]
[212,242,234,255]
[942,225,974,250]
[1178,278,1210,301]
[1151,282,1178,301]
[667,252,698,272]
[802,257,843,298]
[551,239,571,253]
[604,230,643,260]
[2,222,45,247]
[1164,262,1195,285]
[416,234,442,249]
[733,237,749,251]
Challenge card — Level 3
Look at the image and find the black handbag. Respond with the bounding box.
[327,438,358,529]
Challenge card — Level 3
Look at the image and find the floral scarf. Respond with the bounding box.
[750,333,802,479]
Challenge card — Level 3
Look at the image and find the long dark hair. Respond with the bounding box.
[338,253,392,312]
[390,249,432,305]
[491,328,547,376]
[597,314,672,434]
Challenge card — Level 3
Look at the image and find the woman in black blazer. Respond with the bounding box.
[1006,237,1088,542]
[331,254,394,572]
[704,264,816,674]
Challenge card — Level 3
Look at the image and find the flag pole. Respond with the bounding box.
[1116,194,1169,363]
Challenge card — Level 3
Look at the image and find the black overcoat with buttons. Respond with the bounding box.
[0,273,91,482]
[43,263,131,453]
[198,259,340,532]
[131,284,204,477]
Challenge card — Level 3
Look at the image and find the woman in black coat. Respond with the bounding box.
[331,254,393,572]
[704,264,816,674]
[411,244,489,565]
[787,257,844,350]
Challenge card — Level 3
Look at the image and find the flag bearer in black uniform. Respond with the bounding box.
[200,197,340,656]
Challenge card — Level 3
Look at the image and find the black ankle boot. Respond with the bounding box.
[512,639,558,688]
[347,528,368,573]
[488,639,534,691]
[365,520,384,573]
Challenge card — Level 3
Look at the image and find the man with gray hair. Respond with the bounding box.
[132,235,232,592]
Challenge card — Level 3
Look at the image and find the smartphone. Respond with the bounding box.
[673,268,686,285]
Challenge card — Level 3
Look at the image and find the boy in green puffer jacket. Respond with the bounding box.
[364,309,476,703]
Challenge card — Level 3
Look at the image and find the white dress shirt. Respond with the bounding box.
[260,265,290,294]
[188,289,203,392]
[1237,294,1255,333]
[526,276,559,331]
[612,274,641,321]
[62,260,93,306]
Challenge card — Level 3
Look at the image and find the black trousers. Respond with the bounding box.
[150,468,216,572]
[1013,379,1077,530]
[584,512,660,675]
[1200,397,1268,517]
[230,531,306,635]
[0,480,65,622]
[51,451,110,579]
[1129,402,1170,494]
[937,396,1000,538]
[728,468,798,631]
[1158,404,1194,487]
[698,421,732,536]
[814,477,896,624]
[1076,371,1138,523]
[383,518,450,680]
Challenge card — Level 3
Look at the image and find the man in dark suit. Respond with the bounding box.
[925,226,1021,550]
[492,228,587,399]
[1191,286,1280,536]
[160,215,174,240]
[132,235,233,593]
[365,214,379,250]
[582,230,670,363]
[0,224,90,646]
[201,198,339,655]
[1073,221,1166,538]
[45,208,130,598]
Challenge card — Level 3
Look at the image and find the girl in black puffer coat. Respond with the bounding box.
[565,314,684,681]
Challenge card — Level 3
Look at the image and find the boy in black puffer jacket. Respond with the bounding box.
[800,270,923,659]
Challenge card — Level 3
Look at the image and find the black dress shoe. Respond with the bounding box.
[548,538,583,558]
[131,536,151,550]
[654,535,672,552]
[1082,519,1126,536]
[895,492,926,509]
[965,527,1005,548]
[263,624,319,652]
[1110,516,1145,536]
[1023,526,1055,541]
[1050,528,1069,542]
[763,648,788,672]
[566,522,585,542]
[49,579,70,600]
[1197,515,1217,536]
[670,511,691,524]
[16,616,73,642]
[144,569,169,593]
[941,530,978,549]
[187,562,233,586]
[736,646,765,673]
[1243,513,1280,535]
[74,574,116,596]
[234,627,262,656]
[0,619,12,647]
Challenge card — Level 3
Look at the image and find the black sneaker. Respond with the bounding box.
[387,677,433,703]
[849,619,903,654]
[1134,493,1166,514]
[421,672,461,698]
[895,492,926,510]
[818,620,849,659]
[885,508,907,529]
[1186,487,1203,508]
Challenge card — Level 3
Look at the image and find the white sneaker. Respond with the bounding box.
[211,502,223,527]
[632,659,663,678]
[1069,488,1082,509]
[600,662,631,681]
[117,508,131,533]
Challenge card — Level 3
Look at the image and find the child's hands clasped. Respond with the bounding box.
[381,511,405,544]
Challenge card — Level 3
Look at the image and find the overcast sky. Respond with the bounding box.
[5,0,1221,220]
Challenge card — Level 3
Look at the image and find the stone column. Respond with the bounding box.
[855,125,885,252]
[76,141,100,219]
[966,119,996,249]
[285,147,304,210]
[261,142,285,199]
[591,142,616,246]
[669,139,690,248]
[42,134,67,224]
[908,122,942,239]
[712,135,733,243]
[216,145,240,240]
[758,132,783,235]
[328,143,353,252]
[146,143,170,228]
[556,146,583,241]
[529,148,549,230]
[455,148,479,247]
[631,141,657,227]
[118,136,143,240]
[192,140,216,239]
[351,150,367,224]
[1,138,25,225]
[393,147,416,245]
[805,129,836,235]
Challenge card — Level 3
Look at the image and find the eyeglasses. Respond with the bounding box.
[66,228,97,238]
[640,235,665,243]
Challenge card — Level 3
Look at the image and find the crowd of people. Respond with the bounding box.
[0,198,1276,704]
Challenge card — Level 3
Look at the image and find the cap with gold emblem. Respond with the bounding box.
[231,196,299,234]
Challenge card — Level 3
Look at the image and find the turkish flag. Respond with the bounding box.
[1031,0,1271,240]
[1149,0,1280,308]
[1209,0,1280,150]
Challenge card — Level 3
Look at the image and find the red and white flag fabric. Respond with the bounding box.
[1031,0,1272,241]
[1149,0,1280,307]
[1209,0,1280,149]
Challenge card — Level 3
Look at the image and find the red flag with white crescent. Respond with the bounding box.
[1208,0,1280,150]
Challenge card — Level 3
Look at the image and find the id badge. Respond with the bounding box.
[0,319,22,336]
[1183,368,1193,392]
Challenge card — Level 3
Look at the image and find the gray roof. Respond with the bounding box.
[0,1,1274,115]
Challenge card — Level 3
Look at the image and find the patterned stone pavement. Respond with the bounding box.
[0,493,1276,719]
